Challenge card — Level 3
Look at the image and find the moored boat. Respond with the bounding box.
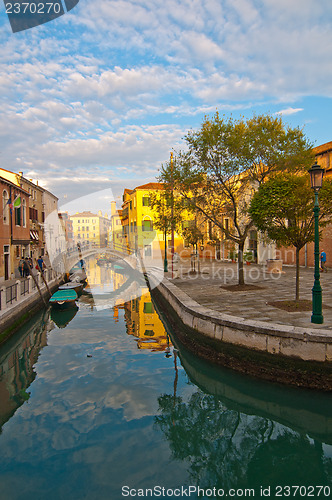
[59,281,84,295]
[49,289,78,309]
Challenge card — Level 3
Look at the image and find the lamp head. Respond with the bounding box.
[308,161,324,191]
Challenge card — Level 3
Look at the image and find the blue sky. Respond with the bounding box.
[1,0,332,207]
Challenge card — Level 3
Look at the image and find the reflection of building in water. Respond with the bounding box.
[123,288,171,351]
[0,310,52,430]
[85,256,127,291]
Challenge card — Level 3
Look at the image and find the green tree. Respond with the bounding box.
[159,113,313,285]
[249,173,332,300]
[149,189,184,269]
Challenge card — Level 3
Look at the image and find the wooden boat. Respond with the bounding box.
[49,289,78,309]
[59,281,84,295]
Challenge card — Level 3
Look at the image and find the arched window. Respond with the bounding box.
[2,190,9,224]
[142,216,153,232]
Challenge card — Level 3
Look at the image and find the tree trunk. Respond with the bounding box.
[238,241,245,285]
[295,247,300,301]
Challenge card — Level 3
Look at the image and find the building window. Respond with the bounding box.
[22,199,26,227]
[142,197,150,207]
[143,219,153,231]
[16,245,20,257]
[144,244,152,257]
[2,190,9,224]
[15,205,21,226]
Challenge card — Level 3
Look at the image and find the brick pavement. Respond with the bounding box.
[165,259,332,331]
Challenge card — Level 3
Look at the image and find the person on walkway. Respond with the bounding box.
[18,258,25,277]
[23,258,30,277]
[320,250,328,272]
[37,255,45,273]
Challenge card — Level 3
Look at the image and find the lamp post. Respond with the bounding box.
[308,161,325,324]
[164,227,168,272]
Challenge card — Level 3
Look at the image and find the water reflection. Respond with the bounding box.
[0,264,331,498]
[0,309,52,431]
[83,255,147,310]
[154,337,332,490]
[50,305,79,329]
[123,288,171,352]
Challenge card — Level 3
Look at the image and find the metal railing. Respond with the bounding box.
[6,284,17,305]
[0,268,62,312]
[20,279,29,296]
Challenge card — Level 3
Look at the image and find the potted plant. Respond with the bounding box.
[228,250,238,263]
[244,250,254,265]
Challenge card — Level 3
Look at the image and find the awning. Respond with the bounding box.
[30,230,39,241]
[12,239,30,245]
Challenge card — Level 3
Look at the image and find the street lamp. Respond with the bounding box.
[164,228,168,273]
[308,161,325,324]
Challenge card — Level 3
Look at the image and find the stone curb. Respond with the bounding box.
[150,274,332,363]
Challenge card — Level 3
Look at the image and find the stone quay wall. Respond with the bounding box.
[151,275,332,367]
[0,268,63,340]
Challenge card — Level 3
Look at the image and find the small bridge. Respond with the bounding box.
[51,245,139,274]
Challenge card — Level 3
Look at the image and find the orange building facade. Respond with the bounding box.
[1,176,30,281]
[278,141,332,268]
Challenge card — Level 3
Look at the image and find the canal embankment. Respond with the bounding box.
[149,261,332,391]
[0,268,63,343]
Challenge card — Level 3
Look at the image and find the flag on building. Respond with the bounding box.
[6,196,13,214]
[14,196,21,208]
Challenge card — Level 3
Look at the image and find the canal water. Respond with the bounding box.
[0,259,331,500]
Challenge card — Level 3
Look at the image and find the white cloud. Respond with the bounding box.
[1,0,332,202]
[275,108,304,116]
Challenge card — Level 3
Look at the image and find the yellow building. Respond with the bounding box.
[313,141,332,179]
[120,182,189,259]
[70,210,111,247]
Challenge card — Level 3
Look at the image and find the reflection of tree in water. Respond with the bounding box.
[155,389,332,490]
[248,433,331,488]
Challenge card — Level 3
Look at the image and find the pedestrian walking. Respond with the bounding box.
[18,258,25,277]
[23,258,30,277]
[37,255,45,273]
[320,250,328,272]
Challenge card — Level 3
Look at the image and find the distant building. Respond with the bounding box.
[70,211,111,247]
[58,212,74,248]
